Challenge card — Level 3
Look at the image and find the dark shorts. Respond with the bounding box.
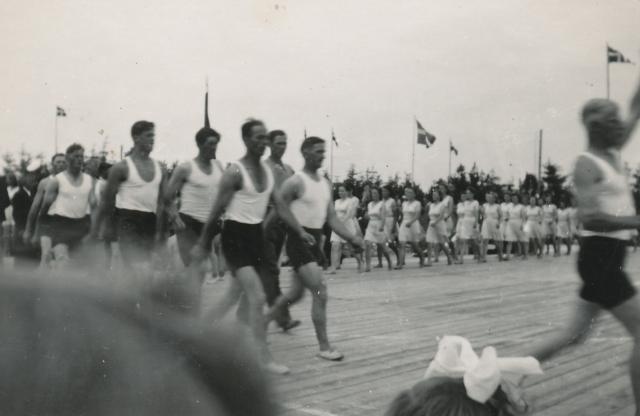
[116,208,156,265]
[49,215,91,249]
[176,213,221,266]
[38,215,54,238]
[221,220,265,271]
[578,236,636,309]
[286,227,324,270]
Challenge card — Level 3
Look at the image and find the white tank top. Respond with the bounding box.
[501,202,512,220]
[116,157,162,213]
[179,159,224,223]
[225,160,274,224]
[558,209,569,223]
[578,151,635,240]
[290,171,331,229]
[48,172,92,218]
[463,200,479,219]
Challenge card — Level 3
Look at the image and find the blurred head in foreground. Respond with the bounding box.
[385,377,513,416]
[0,272,277,416]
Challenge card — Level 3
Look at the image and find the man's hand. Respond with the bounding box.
[22,230,31,245]
[190,243,208,263]
[172,214,186,231]
[350,235,365,250]
[299,230,316,246]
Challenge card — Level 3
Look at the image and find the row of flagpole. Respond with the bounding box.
[54,44,634,174]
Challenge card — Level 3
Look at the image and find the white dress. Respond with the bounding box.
[398,200,422,243]
[364,201,387,244]
[524,206,543,240]
[481,203,501,241]
[426,201,446,244]
[459,200,479,240]
[556,208,570,239]
[506,204,526,242]
[542,204,557,237]
[331,198,359,243]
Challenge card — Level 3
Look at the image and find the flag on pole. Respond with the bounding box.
[416,120,436,148]
[204,80,211,128]
[450,142,459,156]
[331,131,339,147]
[56,106,67,117]
[608,46,634,64]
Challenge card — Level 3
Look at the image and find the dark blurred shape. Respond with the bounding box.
[0,271,277,416]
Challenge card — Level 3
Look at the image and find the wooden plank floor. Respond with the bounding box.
[203,251,640,416]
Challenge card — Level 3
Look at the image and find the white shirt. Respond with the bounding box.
[290,171,331,229]
[225,161,274,224]
[48,172,92,219]
[116,157,162,213]
[578,151,636,240]
[179,159,224,223]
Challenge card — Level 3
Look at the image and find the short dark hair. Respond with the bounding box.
[301,136,325,152]
[131,121,155,137]
[241,119,265,139]
[342,183,353,193]
[195,127,220,147]
[51,153,65,163]
[98,162,112,180]
[65,143,84,155]
[268,130,286,142]
[385,378,512,416]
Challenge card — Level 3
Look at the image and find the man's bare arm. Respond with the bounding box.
[622,70,640,147]
[37,178,59,220]
[163,162,191,224]
[24,179,47,239]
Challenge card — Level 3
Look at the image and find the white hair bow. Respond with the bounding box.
[424,335,543,405]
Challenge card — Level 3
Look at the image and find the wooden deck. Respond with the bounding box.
[205,252,640,416]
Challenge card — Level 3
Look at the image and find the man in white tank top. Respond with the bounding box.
[164,127,223,270]
[191,119,314,375]
[92,121,167,272]
[37,144,95,269]
[23,153,67,268]
[265,137,364,362]
[525,78,640,413]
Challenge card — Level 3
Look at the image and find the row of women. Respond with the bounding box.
[329,183,584,272]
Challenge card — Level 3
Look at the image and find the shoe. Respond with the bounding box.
[265,361,290,375]
[281,319,301,332]
[375,264,383,268]
[317,349,344,361]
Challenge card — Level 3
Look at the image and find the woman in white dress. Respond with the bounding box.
[499,190,512,256]
[425,189,454,266]
[525,196,544,258]
[456,189,480,264]
[396,188,425,269]
[555,199,572,255]
[480,192,503,262]
[329,184,363,274]
[505,194,527,260]
[541,194,558,256]
[364,188,394,271]
[380,187,398,264]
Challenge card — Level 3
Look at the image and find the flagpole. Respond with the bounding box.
[606,43,610,99]
[411,116,416,183]
[54,109,58,153]
[330,128,335,181]
[448,138,452,178]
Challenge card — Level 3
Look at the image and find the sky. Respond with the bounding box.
[1,0,640,187]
